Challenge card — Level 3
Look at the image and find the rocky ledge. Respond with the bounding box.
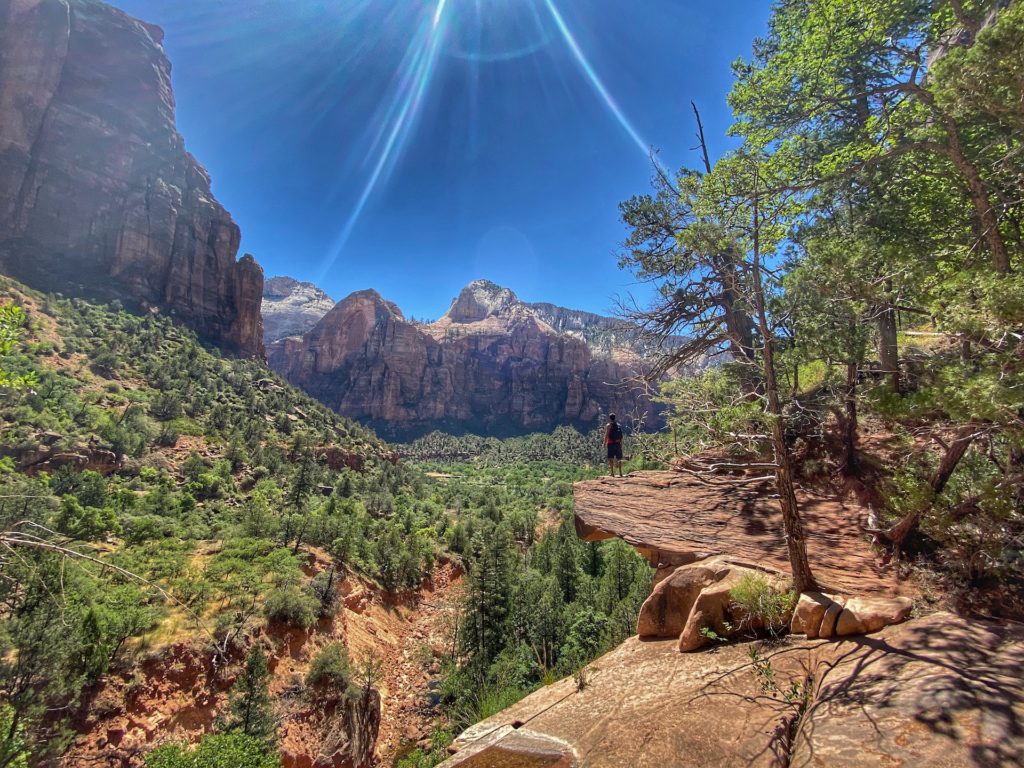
[443,613,1024,767]
[573,472,896,596]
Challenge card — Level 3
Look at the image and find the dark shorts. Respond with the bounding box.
[607,443,623,460]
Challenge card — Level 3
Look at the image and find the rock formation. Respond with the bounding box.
[263,276,336,345]
[573,471,902,596]
[0,0,265,358]
[443,612,1024,767]
[268,281,656,440]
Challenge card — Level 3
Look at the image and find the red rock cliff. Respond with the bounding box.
[0,0,265,358]
[268,284,655,440]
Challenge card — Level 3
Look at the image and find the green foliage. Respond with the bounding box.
[54,495,119,540]
[145,733,281,768]
[394,730,453,768]
[263,586,319,629]
[0,302,36,391]
[219,649,277,746]
[305,642,354,694]
[729,574,796,634]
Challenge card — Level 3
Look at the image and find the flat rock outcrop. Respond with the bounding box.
[444,613,1024,767]
[573,472,897,597]
[795,612,1024,767]
[0,0,264,358]
[269,282,654,440]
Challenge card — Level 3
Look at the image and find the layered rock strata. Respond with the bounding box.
[0,0,264,358]
[573,472,897,596]
[269,284,654,440]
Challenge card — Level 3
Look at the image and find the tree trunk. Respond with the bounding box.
[878,283,900,393]
[884,425,979,545]
[751,186,818,594]
[943,117,1011,274]
[843,359,859,474]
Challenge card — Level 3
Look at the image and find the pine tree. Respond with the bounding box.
[219,649,277,748]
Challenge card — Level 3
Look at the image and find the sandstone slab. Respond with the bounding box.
[446,613,1024,767]
[793,613,1024,767]
[444,635,809,768]
[574,472,898,597]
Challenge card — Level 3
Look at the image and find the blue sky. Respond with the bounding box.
[113,0,771,320]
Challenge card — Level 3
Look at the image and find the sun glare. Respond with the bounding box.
[318,0,651,280]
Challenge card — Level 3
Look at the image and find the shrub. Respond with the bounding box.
[263,586,318,629]
[305,642,353,693]
[155,425,180,447]
[308,569,340,618]
[729,573,796,634]
[145,733,281,768]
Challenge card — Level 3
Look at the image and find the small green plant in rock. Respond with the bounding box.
[729,574,796,636]
[699,622,733,644]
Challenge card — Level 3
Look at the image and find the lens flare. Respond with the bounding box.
[319,0,655,280]
[317,0,451,280]
[541,0,651,160]
[449,0,553,63]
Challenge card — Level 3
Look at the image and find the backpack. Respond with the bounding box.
[609,422,623,443]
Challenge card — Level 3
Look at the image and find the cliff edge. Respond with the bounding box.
[0,0,264,358]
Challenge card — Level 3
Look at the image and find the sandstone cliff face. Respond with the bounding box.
[269,283,654,440]
[0,0,265,358]
[263,275,336,344]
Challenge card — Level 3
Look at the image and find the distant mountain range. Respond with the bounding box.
[263,276,662,358]
[265,279,660,440]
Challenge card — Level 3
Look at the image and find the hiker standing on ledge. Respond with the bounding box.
[605,414,624,477]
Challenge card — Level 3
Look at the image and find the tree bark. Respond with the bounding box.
[843,359,859,474]
[884,425,979,546]
[942,117,1011,274]
[878,289,900,393]
[751,185,818,594]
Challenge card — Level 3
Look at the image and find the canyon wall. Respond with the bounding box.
[0,0,264,358]
[269,282,655,440]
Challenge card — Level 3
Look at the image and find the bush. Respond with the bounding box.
[263,586,318,629]
[308,569,340,618]
[305,642,353,692]
[145,733,281,768]
[729,573,796,634]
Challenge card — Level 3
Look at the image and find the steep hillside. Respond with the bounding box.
[0,0,264,358]
[262,276,336,345]
[0,277,406,767]
[268,281,658,440]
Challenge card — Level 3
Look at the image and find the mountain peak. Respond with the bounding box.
[445,279,521,323]
[262,275,336,343]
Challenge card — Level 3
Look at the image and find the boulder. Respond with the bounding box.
[635,556,792,652]
[834,596,913,636]
[791,592,913,640]
[791,591,838,638]
[636,560,727,638]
